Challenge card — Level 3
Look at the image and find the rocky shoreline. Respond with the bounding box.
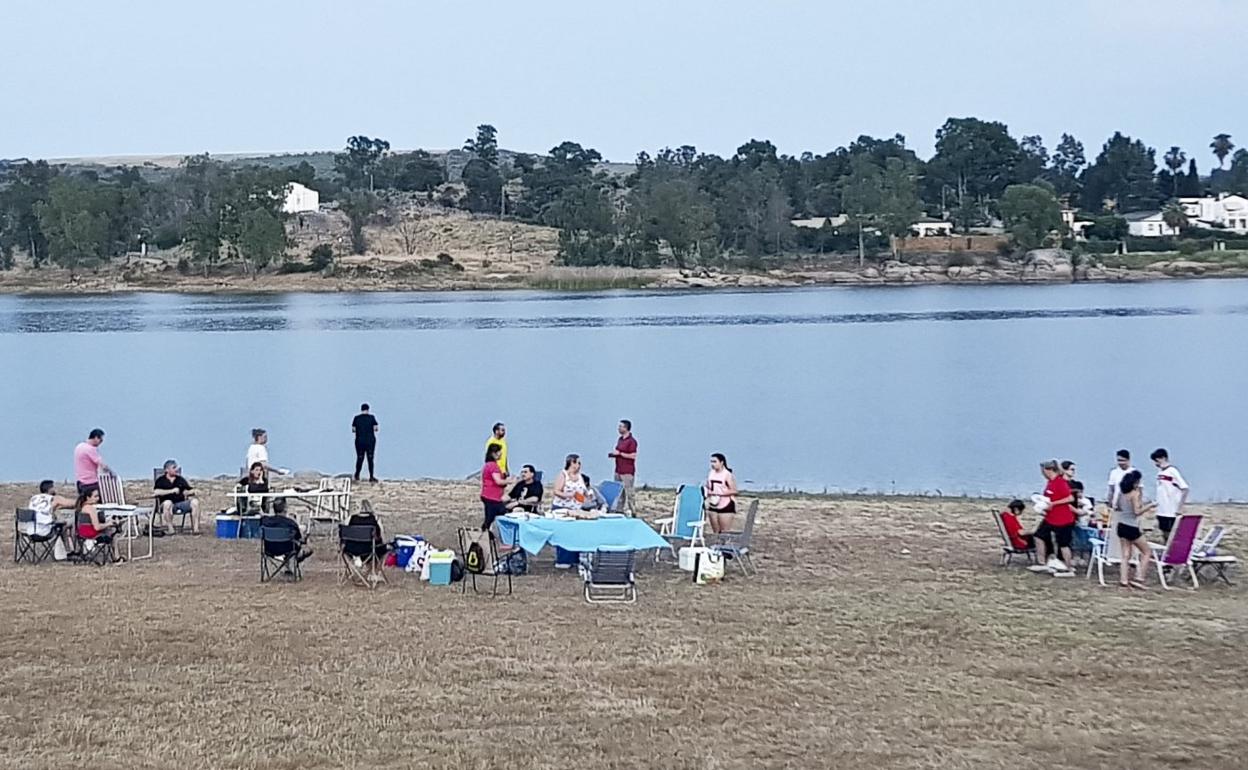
[2,250,1245,295]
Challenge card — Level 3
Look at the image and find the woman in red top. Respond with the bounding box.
[1029,460,1076,575]
[74,488,121,558]
[480,443,513,531]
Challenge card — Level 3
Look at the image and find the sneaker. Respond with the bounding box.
[1052,569,1076,578]
[1027,564,1051,573]
[1045,558,1066,571]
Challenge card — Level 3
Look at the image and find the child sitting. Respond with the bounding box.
[1070,480,1095,527]
[1000,499,1032,550]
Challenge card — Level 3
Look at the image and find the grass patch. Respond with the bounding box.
[527,267,654,291]
[1095,249,1248,270]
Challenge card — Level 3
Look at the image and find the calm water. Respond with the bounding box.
[1,281,1245,501]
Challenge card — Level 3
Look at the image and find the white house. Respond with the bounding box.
[910,218,953,237]
[1061,208,1093,240]
[1123,211,1180,237]
[1178,194,1248,233]
[282,182,320,214]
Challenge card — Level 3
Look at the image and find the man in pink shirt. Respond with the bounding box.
[73,428,110,496]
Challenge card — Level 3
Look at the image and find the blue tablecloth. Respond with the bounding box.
[497,515,668,555]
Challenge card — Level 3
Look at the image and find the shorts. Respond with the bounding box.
[1116,522,1143,542]
[170,500,193,514]
[1034,522,1074,550]
[481,497,508,530]
[76,481,99,497]
[1157,516,1175,535]
[711,500,737,514]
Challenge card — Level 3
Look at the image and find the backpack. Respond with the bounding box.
[465,542,485,574]
[450,557,465,583]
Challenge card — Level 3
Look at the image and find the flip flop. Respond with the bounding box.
[1129,581,1148,590]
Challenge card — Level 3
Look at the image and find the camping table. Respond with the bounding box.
[496,514,669,558]
[229,489,352,533]
[98,506,154,561]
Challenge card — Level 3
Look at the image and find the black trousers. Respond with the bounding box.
[354,442,376,480]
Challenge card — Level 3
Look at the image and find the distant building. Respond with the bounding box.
[1123,211,1180,237]
[282,182,319,214]
[910,218,953,237]
[1061,208,1093,240]
[1178,194,1248,233]
[791,216,848,229]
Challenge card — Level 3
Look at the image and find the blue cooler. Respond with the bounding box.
[215,515,240,539]
[239,516,261,539]
[395,536,423,569]
[428,550,453,585]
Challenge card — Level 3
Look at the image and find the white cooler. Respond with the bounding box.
[678,546,709,572]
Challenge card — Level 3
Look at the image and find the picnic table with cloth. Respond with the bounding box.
[496,514,668,556]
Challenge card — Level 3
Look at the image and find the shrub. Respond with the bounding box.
[309,244,334,270]
[945,253,974,268]
[1177,240,1201,256]
[436,252,454,265]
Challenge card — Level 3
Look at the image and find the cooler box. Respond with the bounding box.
[394,536,424,569]
[215,515,241,539]
[239,516,261,539]
[428,549,454,585]
[679,546,709,572]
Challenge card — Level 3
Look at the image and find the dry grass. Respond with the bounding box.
[2,479,1245,769]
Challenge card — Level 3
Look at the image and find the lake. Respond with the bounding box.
[1,280,1245,501]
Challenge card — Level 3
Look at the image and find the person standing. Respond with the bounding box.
[608,419,638,515]
[1115,470,1154,589]
[352,403,380,483]
[247,428,288,478]
[1028,459,1076,576]
[485,422,508,475]
[73,429,110,496]
[703,453,739,536]
[1151,448,1189,542]
[1106,449,1136,510]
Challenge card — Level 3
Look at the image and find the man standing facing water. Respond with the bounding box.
[352,403,379,483]
[485,422,508,475]
[609,419,638,515]
[73,428,110,496]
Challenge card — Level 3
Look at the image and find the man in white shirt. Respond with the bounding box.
[1106,449,1136,509]
[247,428,288,477]
[1150,447,1189,542]
[26,480,76,553]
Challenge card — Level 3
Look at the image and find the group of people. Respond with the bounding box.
[1001,447,1190,586]
[476,418,739,538]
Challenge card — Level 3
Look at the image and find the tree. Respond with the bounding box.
[622,153,718,267]
[1212,149,1248,195]
[1048,133,1086,199]
[1016,135,1049,183]
[1080,132,1159,213]
[339,191,380,254]
[1162,202,1189,234]
[1000,184,1064,251]
[1178,158,1203,198]
[463,124,499,166]
[376,151,446,192]
[840,154,884,266]
[1084,215,1128,241]
[333,136,391,190]
[461,158,503,214]
[309,244,334,270]
[927,117,1022,219]
[236,208,286,275]
[34,175,118,271]
[1163,146,1186,197]
[876,157,922,259]
[1211,133,1235,169]
[0,160,56,265]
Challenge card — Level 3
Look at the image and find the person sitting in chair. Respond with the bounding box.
[580,473,608,512]
[346,500,389,560]
[239,462,286,515]
[26,480,75,555]
[551,454,589,514]
[259,509,312,564]
[1000,499,1033,551]
[505,465,543,513]
[153,460,202,535]
[75,488,124,563]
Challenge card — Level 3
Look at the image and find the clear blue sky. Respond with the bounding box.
[2,0,1243,166]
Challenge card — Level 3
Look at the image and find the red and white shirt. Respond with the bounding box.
[1155,465,1189,518]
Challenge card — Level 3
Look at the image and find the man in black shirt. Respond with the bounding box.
[506,465,544,513]
[153,460,201,534]
[352,403,379,483]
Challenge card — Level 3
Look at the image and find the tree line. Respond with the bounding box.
[2,119,1245,272]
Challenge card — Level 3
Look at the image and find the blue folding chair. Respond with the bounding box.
[652,484,706,561]
[597,480,623,511]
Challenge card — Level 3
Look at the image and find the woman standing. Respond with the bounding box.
[552,454,589,513]
[703,453,738,535]
[480,443,513,531]
[1115,470,1154,589]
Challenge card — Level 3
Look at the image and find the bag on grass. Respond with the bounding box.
[450,557,465,583]
[694,549,725,585]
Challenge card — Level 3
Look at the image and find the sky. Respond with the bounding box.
[2,0,1244,166]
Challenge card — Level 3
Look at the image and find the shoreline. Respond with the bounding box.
[3,263,1247,296]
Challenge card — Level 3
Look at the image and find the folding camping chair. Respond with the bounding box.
[151,468,193,533]
[14,508,58,564]
[582,547,637,603]
[1149,514,1204,590]
[653,484,706,561]
[457,527,512,597]
[992,509,1037,566]
[260,525,303,582]
[75,512,118,567]
[339,524,387,589]
[597,480,624,512]
[714,499,759,575]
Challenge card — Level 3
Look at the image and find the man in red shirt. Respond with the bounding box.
[1029,459,1077,576]
[1000,499,1031,551]
[608,419,638,516]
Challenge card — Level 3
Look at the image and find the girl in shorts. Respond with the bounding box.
[1115,470,1154,589]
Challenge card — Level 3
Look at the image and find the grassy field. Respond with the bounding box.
[1,479,1245,769]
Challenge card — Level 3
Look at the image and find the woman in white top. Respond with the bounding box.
[552,454,589,512]
[703,453,738,535]
[246,428,288,478]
